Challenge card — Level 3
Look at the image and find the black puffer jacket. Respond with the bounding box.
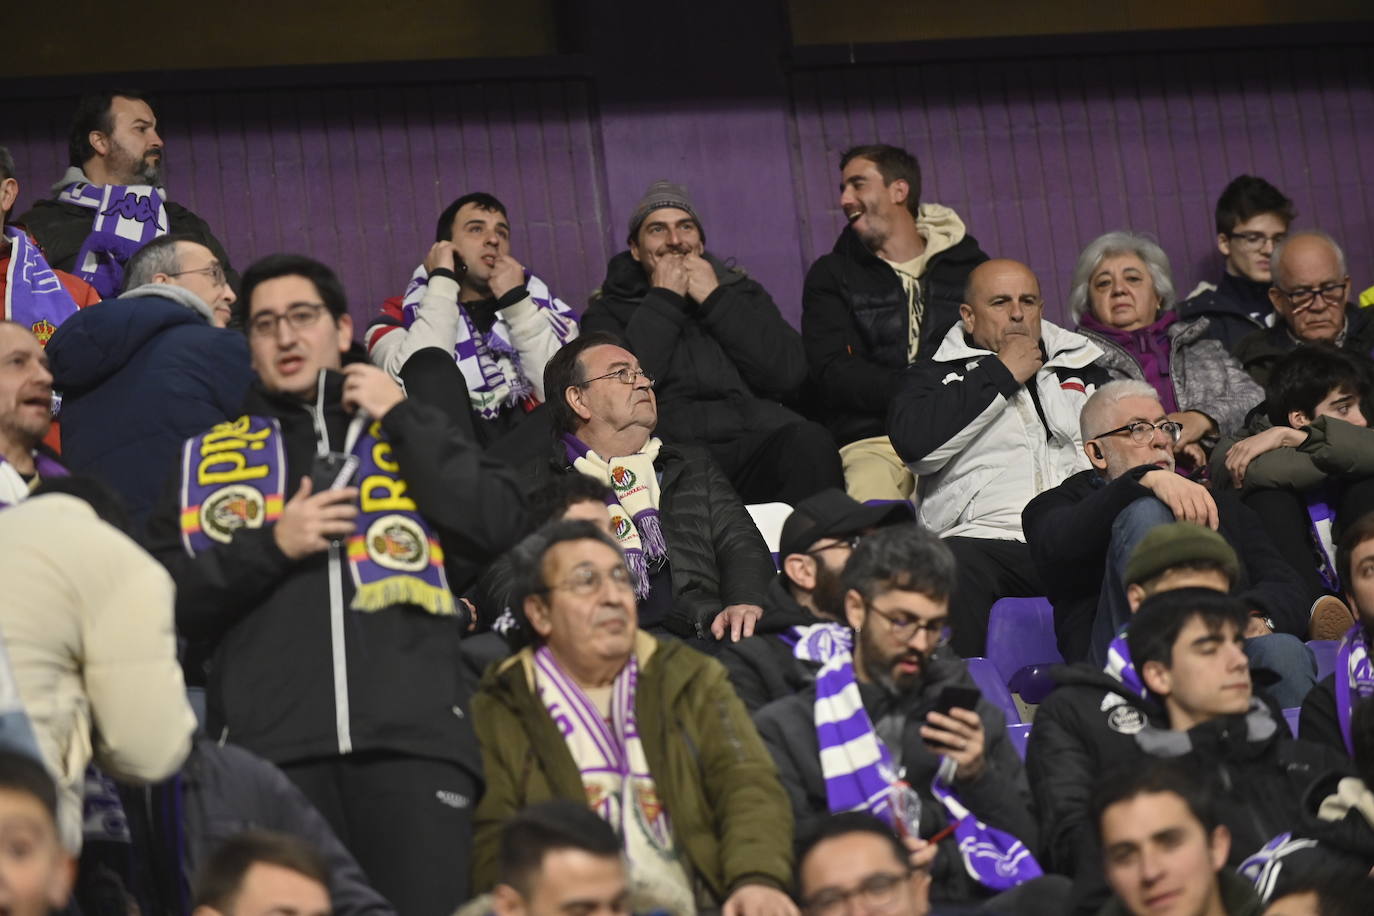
[718,576,828,713]
[801,222,987,445]
[1234,305,1374,386]
[525,438,775,639]
[583,252,808,452]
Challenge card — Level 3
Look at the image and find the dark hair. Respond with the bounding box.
[67,90,150,168]
[1265,345,1371,428]
[1267,868,1374,916]
[1215,174,1296,236]
[236,254,348,329]
[795,811,907,895]
[1126,587,1248,673]
[0,146,15,184]
[511,519,625,625]
[0,750,59,824]
[435,192,508,242]
[32,476,131,535]
[528,475,613,527]
[543,332,628,436]
[841,523,956,603]
[839,144,922,217]
[498,801,621,897]
[192,830,329,912]
[1338,512,1374,597]
[1092,758,1221,840]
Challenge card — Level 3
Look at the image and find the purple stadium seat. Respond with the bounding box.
[965,657,1022,726]
[1307,640,1338,682]
[1006,723,1032,760]
[986,596,1064,685]
[1283,707,1300,738]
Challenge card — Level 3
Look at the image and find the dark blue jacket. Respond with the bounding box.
[46,289,253,532]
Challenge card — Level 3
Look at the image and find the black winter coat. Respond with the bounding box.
[1234,305,1374,386]
[583,252,808,453]
[524,438,775,639]
[145,373,528,770]
[1177,272,1276,355]
[718,576,828,713]
[801,224,987,445]
[1298,672,1345,756]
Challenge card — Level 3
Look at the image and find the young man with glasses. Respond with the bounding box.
[471,519,797,916]
[45,233,253,530]
[1024,380,1311,666]
[1235,231,1374,385]
[1180,175,1295,353]
[144,253,530,916]
[756,524,1051,912]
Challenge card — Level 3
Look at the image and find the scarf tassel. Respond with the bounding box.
[351,577,457,616]
[635,512,668,559]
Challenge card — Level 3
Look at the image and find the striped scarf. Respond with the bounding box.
[563,434,665,597]
[57,180,168,298]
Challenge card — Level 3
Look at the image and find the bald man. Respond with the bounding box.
[889,260,1112,655]
[1235,230,1374,385]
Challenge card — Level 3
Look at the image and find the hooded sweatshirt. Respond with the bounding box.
[883,204,967,362]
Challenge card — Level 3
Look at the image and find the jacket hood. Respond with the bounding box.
[913,202,967,261]
[596,250,741,302]
[120,282,216,323]
[1134,698,1282,760]
[931,317,1102,370]
[758,575,834,634]
[50,165,168,195]
[46,294,211,393]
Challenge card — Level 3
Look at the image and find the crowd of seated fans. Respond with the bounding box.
[5,86,1374,915]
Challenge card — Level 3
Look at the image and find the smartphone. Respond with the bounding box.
[309,452,359,492]
[925,686,982,750]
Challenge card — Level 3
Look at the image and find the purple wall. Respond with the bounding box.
[5,35,1372,333]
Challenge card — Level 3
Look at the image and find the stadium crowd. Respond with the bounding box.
[5,88,1374,915]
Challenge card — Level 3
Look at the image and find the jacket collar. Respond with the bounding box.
[119,282,215,324]
[931,318,1103,370]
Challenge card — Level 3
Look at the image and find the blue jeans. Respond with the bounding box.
[1090,497,1173,666]
[1244,634,1317,709]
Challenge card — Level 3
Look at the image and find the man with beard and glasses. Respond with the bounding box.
[756,525,1058,912]
[719,488,912,712]
[802,143,987,502]
[18,90,235,299]
[581,180,842,505]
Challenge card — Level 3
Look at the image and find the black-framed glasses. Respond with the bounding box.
[806,534,861,556]
[1275,280,1348,311]
[1226,231,1286,251]
[248,302,328,338]
[866,602,950,646]
[577,367,654,387]
[539,564,634,597]
[168,262,226,286]
[802,870,912,916]
[1093,419,1183,445]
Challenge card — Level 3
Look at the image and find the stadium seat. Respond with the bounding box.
[1006,723,1032,760]
[745,502,791,570]
[965,657,1022,726]
[986,596,1063,687]
[1307,640,1338,682]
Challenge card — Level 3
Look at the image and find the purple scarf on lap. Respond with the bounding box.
[57,180,168,297]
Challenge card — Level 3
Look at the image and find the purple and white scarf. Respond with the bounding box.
[563,433,665,597]
[1238,832,1320,903]
[0,452,67,509]
[795,622,1043,890]
[1307,493,1340,592]
[57,180,168,298]
[3,228,79,344]
[400,265,577,420]
[1335,622,1374,755]
[1104,632,1147,699]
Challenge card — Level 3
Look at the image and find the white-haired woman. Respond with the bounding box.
[1070,231,1263,465]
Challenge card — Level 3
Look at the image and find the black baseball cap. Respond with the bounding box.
[778,489,914,559]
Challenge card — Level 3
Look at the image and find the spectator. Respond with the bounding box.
[0,488,195,851]
[536,332,775,643]
[484,801,628,916]
[889,258,1108,656]
[1070,231,1262,468]
[583,180,841,505]
[17,90,235,298]
[191,831,331,916]
[1261,872,1374,916]
[365,192,577,466]
[0,750,76,916]
[1235,231,1374,386]
[719,488,912,711]
[144,254,528,916]
[0,322,64,506]
[795,812,931,916]
[470,520,796,916]
[46,234,252,530]
[1023,380,1313,668]
[1179,176,1295,353]
[1093,760,1261,916]
[755,525,1045,910]
[803,143,988,502]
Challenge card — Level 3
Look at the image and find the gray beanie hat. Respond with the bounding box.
[627,180,704,243]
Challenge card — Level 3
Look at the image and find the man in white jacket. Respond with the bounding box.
[365,192,577,465]
[888,259,1109,656]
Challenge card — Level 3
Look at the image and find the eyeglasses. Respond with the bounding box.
[802,870,912,916]
[248,303,328,338]
[807,534,862,556]
[1093,419,1183,445]
[169,262,226,286]
[1274,280,1348,312]
[577,367,654,387]
[541,564,634,597]
[866,602,950,646]
[1226,231,1286,251]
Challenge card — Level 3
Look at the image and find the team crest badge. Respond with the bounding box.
[610,466,636,490]
[201,485,267,544]
[1107,706,1146,735]
[611,514,632,539]
[366,515,429,572]
[30,319,57,346]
